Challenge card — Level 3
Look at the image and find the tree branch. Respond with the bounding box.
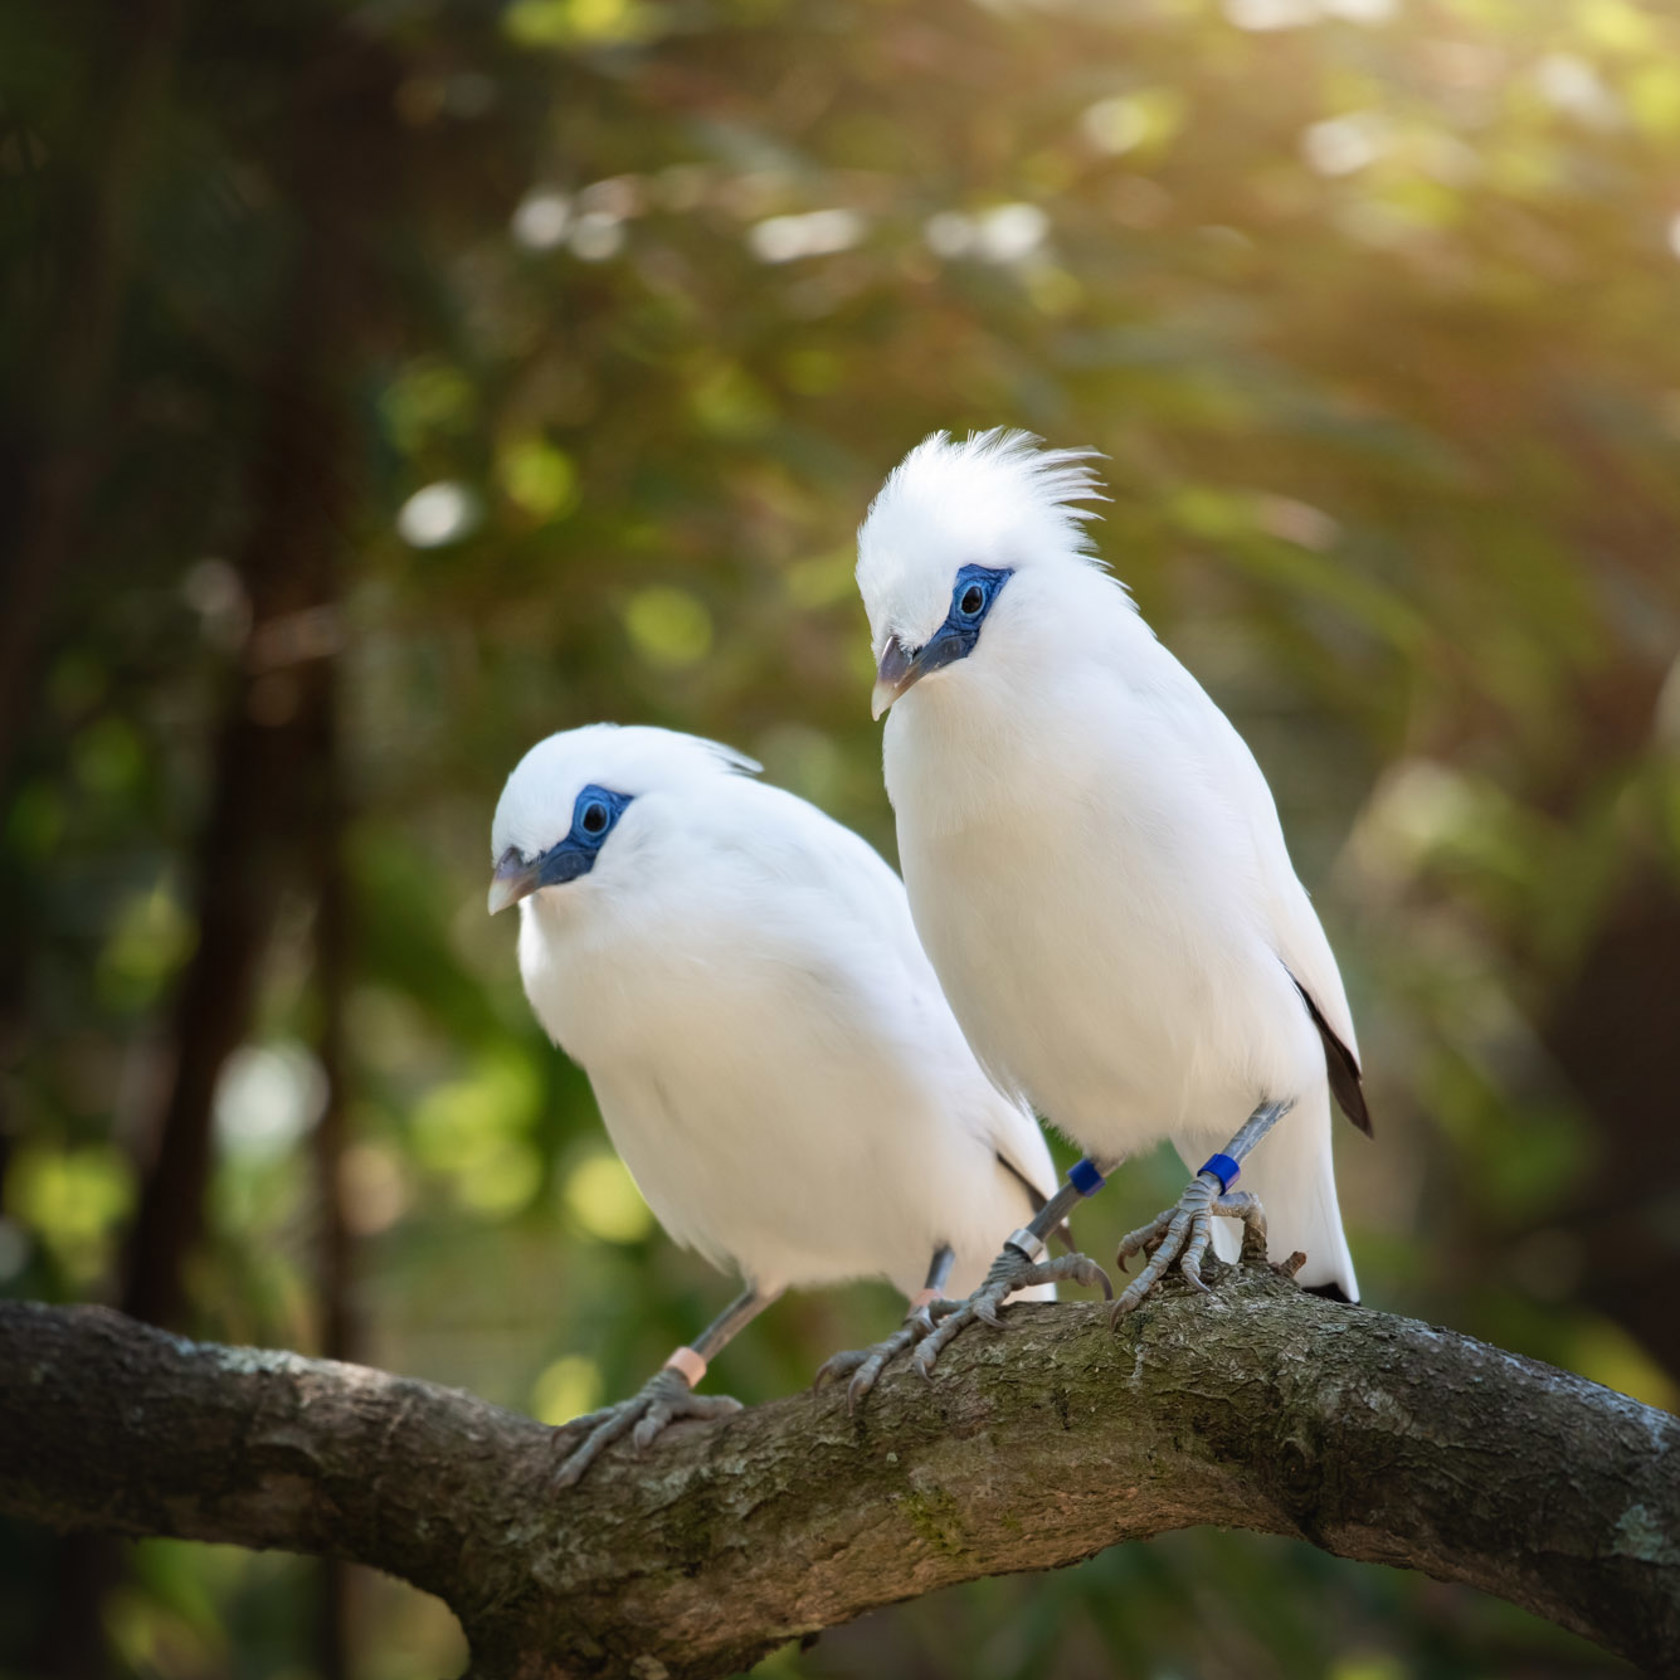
[3,1268,1676,1679]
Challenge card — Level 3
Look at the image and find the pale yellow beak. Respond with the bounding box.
[871,636,920,720]
[487,848,542,915]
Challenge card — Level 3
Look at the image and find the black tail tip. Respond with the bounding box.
[1304,1281,1357,1305]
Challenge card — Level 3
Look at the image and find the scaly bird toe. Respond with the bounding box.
[911,1247,1111,1379]
[813,1303,942,1412]
[553,1369,742,1488]
[1111,1177,1271,1322]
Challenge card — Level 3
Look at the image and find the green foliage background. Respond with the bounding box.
[3,0,1679,1674]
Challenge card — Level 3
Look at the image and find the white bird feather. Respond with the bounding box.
[493,722,1059,1304]
[856,430,1363,1299]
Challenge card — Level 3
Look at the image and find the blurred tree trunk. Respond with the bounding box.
[0,0,181,786]
[1544,863,1680,1382]
[119,244,357,1330]
[12,14,183,1674]
[119,14,389,1349]
[308,643,357,1680]
[0,6,182,1454]
[1516,639,1680,1385]
[1532,446,1680,1386]
[45,27,400,1680]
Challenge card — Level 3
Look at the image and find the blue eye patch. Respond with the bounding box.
[908,564,1014,681]
[531,783,634,888]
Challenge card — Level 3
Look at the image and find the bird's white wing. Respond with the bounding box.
[738,781,1058,1199]
[742,783,932,970]
[1158,656,1371,1133]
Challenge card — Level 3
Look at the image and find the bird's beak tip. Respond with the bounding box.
[488,851,538,916]
[871,637,917,720]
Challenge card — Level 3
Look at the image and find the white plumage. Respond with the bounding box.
[491,723,1057,1367]
[856,430,1363,1301]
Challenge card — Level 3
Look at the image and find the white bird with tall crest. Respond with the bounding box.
[854,430,1369,1373]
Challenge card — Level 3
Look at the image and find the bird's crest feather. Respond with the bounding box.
[856,429,1115,651]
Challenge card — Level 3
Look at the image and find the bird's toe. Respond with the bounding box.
[554,1407,638,1488]
[812,1349,868,1392]
[846,1352,898,1411]
[1059,1253,1113,1300]
[631,1404,673,1454]
[911,1313,967,1378]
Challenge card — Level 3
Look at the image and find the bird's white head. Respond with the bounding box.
[855,429,1110,718]
[488,723,758,915]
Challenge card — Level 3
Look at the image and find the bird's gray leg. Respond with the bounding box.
[910,1159,1120,1379]
[553,1284,781,1487]
[1111,1097,1291,1322]
[813,1244,956,1411]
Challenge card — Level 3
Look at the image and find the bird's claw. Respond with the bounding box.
[552,1368,742,1488]
[813,1301,943,1412]
[1111,1178,1267,1322]
[911,1247,1111,1380]
[1114,1206,1175,1271]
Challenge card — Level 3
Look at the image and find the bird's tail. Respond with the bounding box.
[1179,1085,1358,1302]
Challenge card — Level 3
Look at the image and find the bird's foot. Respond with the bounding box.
[911,1244,1111,1379]
[552,1368,742,1488]
[1111,1177,1267,1321]
[813,1296,947,1411]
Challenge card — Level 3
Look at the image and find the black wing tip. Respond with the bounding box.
[1338,1075,1374,1137]
[1292,976,1375,1138]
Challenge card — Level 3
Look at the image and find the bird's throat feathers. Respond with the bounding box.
[881,572,1168,842]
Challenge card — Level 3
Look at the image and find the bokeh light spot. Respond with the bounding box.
[625,586,713,669]
[398,482,481,548]
[6,1146,134,1286]
[215,1043,328,1160]
[748,209,865,263]
[563,1152,654,1244]
[498,436,579,521]
[72,716,144,798]
[531,1354,603,1425]
[512,189,571,250]
[99,883,197,1011]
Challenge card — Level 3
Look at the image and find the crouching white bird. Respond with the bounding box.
[855,431,1370,1371]
[489,723,1083,1482]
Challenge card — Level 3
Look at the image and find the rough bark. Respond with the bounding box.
[3,1265,1676,1680]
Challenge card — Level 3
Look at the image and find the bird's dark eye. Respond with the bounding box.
[959,583,986,617]
[570,782,630,849]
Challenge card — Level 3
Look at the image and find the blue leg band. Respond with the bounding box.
[1067,1157,1106,1197]
[1199,1153,1241,1193]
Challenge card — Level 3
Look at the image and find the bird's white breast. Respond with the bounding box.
[884,596,1322,1157]
[516,784,1051,1295]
